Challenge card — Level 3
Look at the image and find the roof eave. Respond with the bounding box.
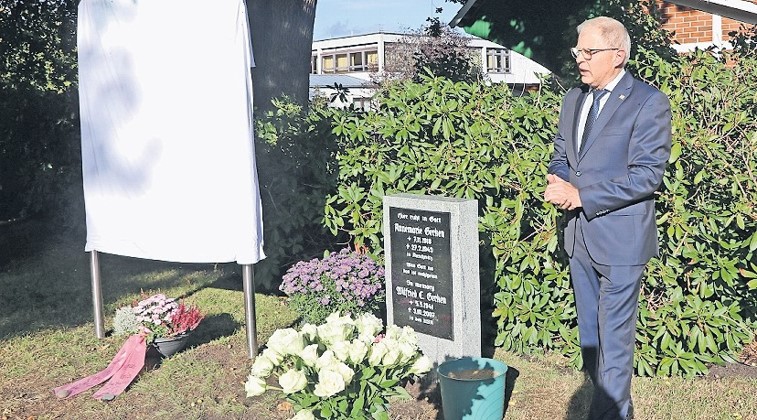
[449,0,482,28]
[668,0,757,24]
[449,0,757,27]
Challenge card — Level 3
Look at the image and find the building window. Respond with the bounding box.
[487,48,511,73]
[321,53,349,73]
[319,48,379,73]
[346,50,378,71]
[322,55,335,73]
[365,50,378,70]
[350,52,363,70]
[311,54,317,74]
[335,54,349,73]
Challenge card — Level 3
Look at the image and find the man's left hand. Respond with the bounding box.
[544,174,582,211]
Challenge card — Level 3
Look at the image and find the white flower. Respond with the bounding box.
[385,325,403,341]
[372,337,401,366]
[381,345,402,367]
[267,328,304,355]
[347,339,368,365]
[398,326,419,346]
[330,340,351,362]
[315,349,337,370]
[244,375,267,397]
[113,306,140,336]
[313,368,346,398]
[279,369,308,394]
[367,341,388,366]
[384,324,419,346]
[409,355,433,375]
[250,353,274,377]
[325,311,351,324]
[300,344,320,367]
[289,409,315,420]
[262,348,284,366]
[334,361,355,384]
[397,342,417,364]
[317,315,354,345]
[300,323,318,342]
[354,313,383,340]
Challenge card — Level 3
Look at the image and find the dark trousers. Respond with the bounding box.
[569,219,644,420]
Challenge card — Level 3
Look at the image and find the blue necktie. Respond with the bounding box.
[580,89,608,152]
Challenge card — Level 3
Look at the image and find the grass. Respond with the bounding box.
[0,228,755,419]
[494,351,756,420]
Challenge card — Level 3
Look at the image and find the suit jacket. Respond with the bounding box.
[548,71,672,266]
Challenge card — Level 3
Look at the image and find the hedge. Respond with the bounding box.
[315,48,756,377]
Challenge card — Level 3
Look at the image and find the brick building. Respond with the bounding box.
[450,0,757,74]
[656,0,757,52]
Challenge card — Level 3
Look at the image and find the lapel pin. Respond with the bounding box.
[618,94,626,100]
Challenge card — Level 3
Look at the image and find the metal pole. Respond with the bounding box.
[242,264,258,358]
[90,250,105,338]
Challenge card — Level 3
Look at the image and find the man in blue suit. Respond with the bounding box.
[544,16,672,420]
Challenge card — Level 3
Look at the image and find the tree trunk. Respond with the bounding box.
[247,0,317,112]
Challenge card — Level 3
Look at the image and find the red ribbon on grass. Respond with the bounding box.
[53,334,146,401]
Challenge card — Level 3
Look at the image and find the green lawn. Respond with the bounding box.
[0,230,754,419]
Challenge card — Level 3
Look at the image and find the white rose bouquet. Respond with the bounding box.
[245,312,433,420]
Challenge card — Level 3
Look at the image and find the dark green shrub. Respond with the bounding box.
[632,48,756,376]
[322,51,756,377]
[253,99,348,290]
[0,87,81,224]
[323,73,574,355]
[0,0,80,225]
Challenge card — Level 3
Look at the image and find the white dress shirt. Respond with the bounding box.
[577,69,626,149]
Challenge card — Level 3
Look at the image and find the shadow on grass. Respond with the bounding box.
[199,264,286,296]
[189,313,240,345]
[404,365,444,420]
[565,373,592,419]
[0,227,230,341]
[142,313,240,370]
[502,364,521,417]
[199,267,244,293]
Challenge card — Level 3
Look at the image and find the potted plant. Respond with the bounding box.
[279,248,386,325]
[113,292,204,357]
[244,312,433,420]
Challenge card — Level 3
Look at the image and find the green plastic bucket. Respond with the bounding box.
[437,357,508,420]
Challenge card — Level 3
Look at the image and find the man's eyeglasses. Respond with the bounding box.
[570,47,620,60]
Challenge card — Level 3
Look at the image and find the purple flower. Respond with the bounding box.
[280,248,386,323]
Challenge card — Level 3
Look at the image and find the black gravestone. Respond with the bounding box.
[388,207,453,340]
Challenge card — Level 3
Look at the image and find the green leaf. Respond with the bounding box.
[669,142,682,163]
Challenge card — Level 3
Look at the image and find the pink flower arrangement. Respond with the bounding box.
[114,293,203,343]
[170,302,204,336]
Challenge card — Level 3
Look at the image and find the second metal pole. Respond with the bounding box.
[90,250,105,339]
[242,264,258,358]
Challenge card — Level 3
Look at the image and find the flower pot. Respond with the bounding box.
[152,333,190,358]
[437,357,508,420]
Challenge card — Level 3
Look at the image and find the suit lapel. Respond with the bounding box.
[578,72,635,161]
[570,88,589,163]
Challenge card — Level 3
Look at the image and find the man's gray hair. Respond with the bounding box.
[577,16,632,66]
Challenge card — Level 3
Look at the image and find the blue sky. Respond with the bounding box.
[313,0,464,40]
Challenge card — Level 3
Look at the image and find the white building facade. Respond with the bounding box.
[310,32,551,108]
